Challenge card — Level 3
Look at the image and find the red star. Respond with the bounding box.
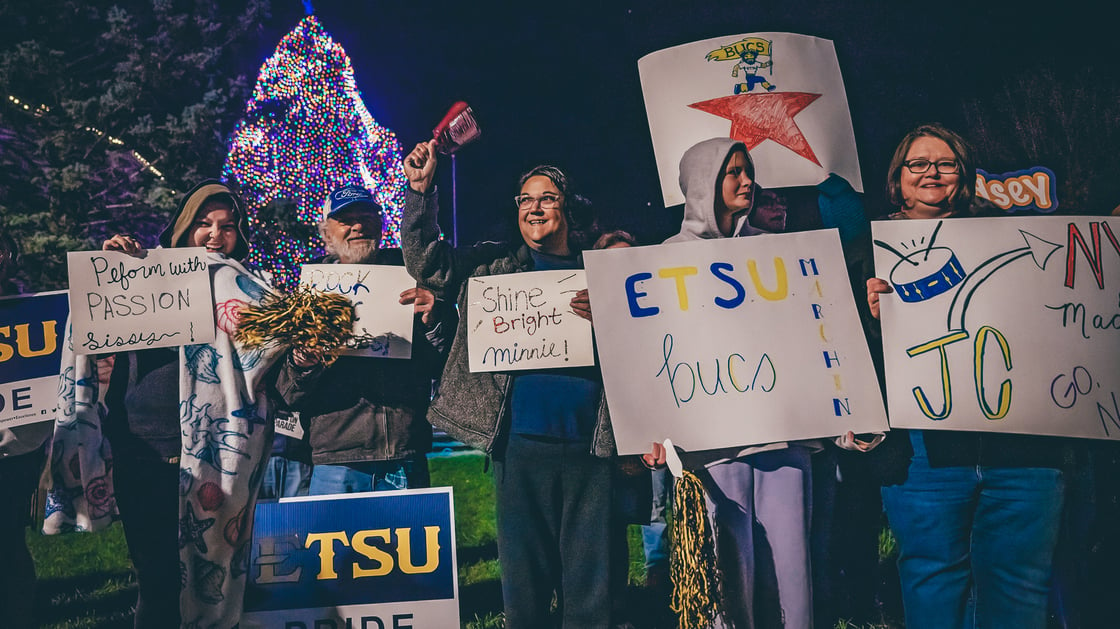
[689,92,823,166]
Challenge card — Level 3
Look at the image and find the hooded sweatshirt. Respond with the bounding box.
[665,137,796,465]
[106,180,253,460]
[664,137,765,244]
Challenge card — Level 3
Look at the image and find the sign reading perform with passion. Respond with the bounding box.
[466,270,595,372]
[584,232,887,455]
[66,248,214,354]
[0,290,68,428]
[243,487,459,629]
[874,216,1120,439]
[300,264,416,359]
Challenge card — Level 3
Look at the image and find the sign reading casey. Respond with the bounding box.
[584,232,887,455]
[874,216,1120,439]
[0,290,68,428]
[466,270,595,372]
[300,264,416,359]
[243,488,459,629]
[66,248,214,354]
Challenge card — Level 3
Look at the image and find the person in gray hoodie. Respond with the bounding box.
[655,137,815,629]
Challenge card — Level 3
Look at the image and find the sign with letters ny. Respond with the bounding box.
[243,487,459,629]
[0,290,68,428]
[874,216,1120,438]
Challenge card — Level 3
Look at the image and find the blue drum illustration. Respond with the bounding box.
[889,246,967,303]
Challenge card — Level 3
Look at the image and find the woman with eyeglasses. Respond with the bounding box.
[860,124,1065,629]
[400,141,619,629]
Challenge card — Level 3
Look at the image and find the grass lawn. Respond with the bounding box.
[27,453,899,628]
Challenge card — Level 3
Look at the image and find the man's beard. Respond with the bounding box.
[327,238,378,264]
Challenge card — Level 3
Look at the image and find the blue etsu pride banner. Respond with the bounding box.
[243,487,459,629]
[0,290,68,429]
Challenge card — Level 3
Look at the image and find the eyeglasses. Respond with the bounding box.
[514,194,562,210]
[904,159,960,175]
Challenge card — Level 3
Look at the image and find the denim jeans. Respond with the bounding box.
[307,455,430,495]
[882,431,1064,629]
[258,455,312,499]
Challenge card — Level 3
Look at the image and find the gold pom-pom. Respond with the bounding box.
[235,285,356,366]
[670,470,724,629]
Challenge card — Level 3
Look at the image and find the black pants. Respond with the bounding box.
[113,454,181,629]
[0,448,45,628]
[494,434,616,629]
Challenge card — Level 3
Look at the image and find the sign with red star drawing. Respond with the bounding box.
[639,33,863,206]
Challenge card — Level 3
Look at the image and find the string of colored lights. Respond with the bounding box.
[223,15,406,289]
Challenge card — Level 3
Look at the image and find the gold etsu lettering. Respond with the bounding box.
[305,526,442,580]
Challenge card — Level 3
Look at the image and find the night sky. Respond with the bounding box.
[248,0,1112,246]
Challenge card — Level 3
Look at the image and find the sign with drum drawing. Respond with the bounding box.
[466,270,595,372]
[873,216,1120,438]
[584,231,888,456]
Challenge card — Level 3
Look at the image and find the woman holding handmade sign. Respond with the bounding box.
[400,140,619,628]
[861,124,1065,629]
[45,181,285,629]
[639,137,879,629]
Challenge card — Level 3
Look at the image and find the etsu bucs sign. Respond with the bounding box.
[243,488,459,628]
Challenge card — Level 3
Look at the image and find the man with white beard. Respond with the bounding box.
[274,185,452,494]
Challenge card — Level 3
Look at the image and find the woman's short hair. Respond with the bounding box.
[518,164,599,252]
[886,123,977,214]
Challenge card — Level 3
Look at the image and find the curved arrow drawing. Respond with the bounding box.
[945,229,1063,330]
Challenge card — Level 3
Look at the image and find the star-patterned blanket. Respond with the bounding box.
[44,254,283,629]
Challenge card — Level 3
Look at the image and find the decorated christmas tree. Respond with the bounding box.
[223,15,406,288]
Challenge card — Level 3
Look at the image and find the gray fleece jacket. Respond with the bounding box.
[400,188,616,457]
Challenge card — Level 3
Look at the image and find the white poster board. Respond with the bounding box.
[639,32,863,207]
[874,216,1120,439]
[300,264,416,359]
[466,270,595,372]
[67,248,214,354]
[585,231,887,455]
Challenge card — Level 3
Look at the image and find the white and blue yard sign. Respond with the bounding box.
[0,290,68,428]
[243,487,459,629]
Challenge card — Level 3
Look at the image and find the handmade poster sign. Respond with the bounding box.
[243,487,459,629]
[67,248,214,354]
[466,270,595,372]
[300,264,416,359]
[639,32,863,207]
[584,232,887,455]
[873,216,1120,439]
[0,290,68,428]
